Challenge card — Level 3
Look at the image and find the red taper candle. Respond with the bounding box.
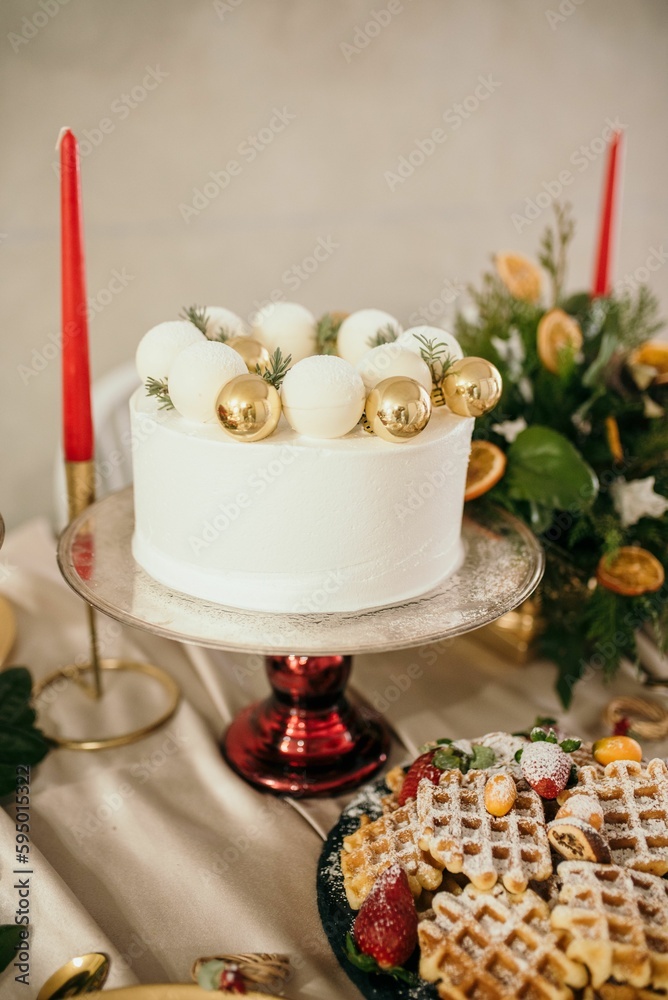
[60,127,94,462]
[592,130,623,298]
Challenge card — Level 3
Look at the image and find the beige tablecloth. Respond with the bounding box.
[1,517,667,1000]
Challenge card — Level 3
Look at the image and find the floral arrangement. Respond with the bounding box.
[456,204,668,705]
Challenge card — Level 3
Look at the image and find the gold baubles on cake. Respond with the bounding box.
[442,357,503,417]
[226,336,272,374]
[216,374,281,442]
[364,376,432,443]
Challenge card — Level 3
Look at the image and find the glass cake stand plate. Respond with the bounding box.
[57,487,544,796]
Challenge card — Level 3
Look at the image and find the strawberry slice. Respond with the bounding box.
[397,750,441,806]
[353,864,418,969]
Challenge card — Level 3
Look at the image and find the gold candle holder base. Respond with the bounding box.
[33,658,180,751]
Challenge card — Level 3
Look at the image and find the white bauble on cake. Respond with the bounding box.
[136,321,203,381]
[356,344,432,394]
[336,309,403,367]
[398,325,464,362]
[204,306,247,340]
[281,355,365,439]
[251,302,316,363]
[168,341,247,423]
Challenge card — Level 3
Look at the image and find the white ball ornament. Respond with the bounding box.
[136,321,203,382]
[398,325,464,362]
[336,309,403,367]
[251,302,317,364]
[169,341,247,423]
[356,344,432,394]
[203,306,247,341]
[281,356,365,439]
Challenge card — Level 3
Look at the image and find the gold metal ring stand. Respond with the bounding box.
[33,658,181,751]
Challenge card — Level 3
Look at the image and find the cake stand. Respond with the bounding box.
[57,487,544,797]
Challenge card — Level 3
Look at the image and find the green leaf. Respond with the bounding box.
[506,426,599,514]
[0,667,31,703]
[514,748,523,762]
[418,737,452,754]
[0,726,50,766]
[529,727,548,742]
[470,745,497,770]
[433,746,471,774]
[344,934,416,985]
[560,739,581,753]
[0,765,17,799]
[0,924,23,974]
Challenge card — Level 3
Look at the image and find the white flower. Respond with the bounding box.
[491,327,525,381]
[611,477,668,527]
[491,417,527,443]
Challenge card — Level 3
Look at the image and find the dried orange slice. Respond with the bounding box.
[537,309,583,374]
[630,341,668,383]
[495,252,542,302]
[464,441,507,501]
[596,546,665,597]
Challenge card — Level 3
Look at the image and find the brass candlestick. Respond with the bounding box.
[32,462,181,750]
[65,459,102,698]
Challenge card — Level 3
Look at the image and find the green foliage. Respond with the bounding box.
[0,925,23,974]
[259,348,292,390]
[415,334,455,385]
[145,377,174,410]
[368,323,400,349]
[180,304,209,336]
[456,204,668,703]
[316,312,344,355]
[0,667,51,798]
[433,743,497,773]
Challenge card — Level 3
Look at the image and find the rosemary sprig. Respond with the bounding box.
[180,304,209,336]
[368,322,400,349]
[414,333,454,385]
[145,376,174,410]
[538,202,575,307]
[257,347,292,390]
[316,312,344,355]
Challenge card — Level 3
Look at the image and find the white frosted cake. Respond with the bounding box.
[129,304,496,614]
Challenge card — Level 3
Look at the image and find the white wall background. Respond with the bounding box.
[1,0,666,528]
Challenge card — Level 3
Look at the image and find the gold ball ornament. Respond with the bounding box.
[364,376,431,443]
[216,374,281,442]
[226,336,272,374]
[442,357,503,417]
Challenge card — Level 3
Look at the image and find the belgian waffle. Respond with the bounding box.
[340,800,443,909]
[550,861,668,991]
[417,767,552,893]
[561,759,668,875]
[419,882,587,1000]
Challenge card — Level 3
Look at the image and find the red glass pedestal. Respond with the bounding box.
[223,654,390,797]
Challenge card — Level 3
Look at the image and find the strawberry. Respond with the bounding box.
[397,750,441,806]
[353,864,418,969]
[520,740,571,799]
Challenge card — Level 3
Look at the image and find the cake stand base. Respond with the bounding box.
[223,655,390,796]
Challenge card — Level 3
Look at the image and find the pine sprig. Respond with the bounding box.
[368,323,400,349]
[180,304,209,336]
[414,334,454,385]
[316,312,344,355]
[145,377,174,410]
[258,348,292,390]
[538,202,575,306]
